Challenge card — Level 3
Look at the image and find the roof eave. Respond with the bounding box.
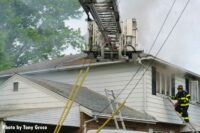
[141,56,200,78]
[93,113,157,124]
[0,60,124,78]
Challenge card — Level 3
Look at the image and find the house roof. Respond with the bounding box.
[0,53,199,79]
[0,54,123,78]
[141,55,200,78]
[0,54,88,76]
[24,76,156,123]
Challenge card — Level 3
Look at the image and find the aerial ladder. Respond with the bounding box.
[79,0,142,61]
[79,0,121,42]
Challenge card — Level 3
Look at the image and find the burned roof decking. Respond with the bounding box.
[25,76,156,122]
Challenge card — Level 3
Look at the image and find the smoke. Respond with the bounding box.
[68,0,200,74]
[118,0,200,75]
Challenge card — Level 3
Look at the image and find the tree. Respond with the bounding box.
[0,0,84,68]
[0,32,13,71]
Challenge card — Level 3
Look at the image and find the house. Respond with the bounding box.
[0,53,200,133]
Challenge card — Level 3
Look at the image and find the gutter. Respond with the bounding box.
[93,113,157,124]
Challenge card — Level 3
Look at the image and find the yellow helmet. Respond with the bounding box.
[177,85,183,90]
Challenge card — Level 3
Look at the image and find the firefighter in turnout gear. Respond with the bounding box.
[172,85,191,122]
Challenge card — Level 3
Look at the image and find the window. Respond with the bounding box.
[154,70,172,96]
[156,72,160,93]
[152,67,156,95]
[166,76,170,96]
[13,82,19,92]
[185,78,189,92]
[161,74,165,94]
[190,80,200,102]
[171,74,175,96]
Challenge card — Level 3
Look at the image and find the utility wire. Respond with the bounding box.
[99,0,177,113]
[99,0,190,114]
[148,0,177,53]
[124,0,190,101]
[97,0,190,130]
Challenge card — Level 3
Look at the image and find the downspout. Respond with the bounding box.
[83,116,98,133]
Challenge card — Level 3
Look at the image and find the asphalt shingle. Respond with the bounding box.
[25,76,156,122]
[0,54,87,76]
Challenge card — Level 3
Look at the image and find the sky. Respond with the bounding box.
[65,0,200,75]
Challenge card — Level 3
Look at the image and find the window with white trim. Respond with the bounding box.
[190,80,200,102]
[161,74,165,94]
[155,71,171,96]
[156,71,160,93]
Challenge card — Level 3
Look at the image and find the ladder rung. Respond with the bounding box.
[98,12,113,15]
[95,3,112,7]
[98,14,114,17]
[103,24,117,27]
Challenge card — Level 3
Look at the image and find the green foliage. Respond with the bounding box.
[0,0,84,69]
[0,32,13,70]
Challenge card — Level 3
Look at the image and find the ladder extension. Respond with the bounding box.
[79,0,121,44]
[105,89,126,130]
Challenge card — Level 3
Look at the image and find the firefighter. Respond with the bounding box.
[172,85,191,122]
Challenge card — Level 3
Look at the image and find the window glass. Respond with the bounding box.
[155,71,172,96]
[162,74,165,94]
[166,76,170,96]
[190,81,199,102]
[13,82,19,92]
[156,72,160,93]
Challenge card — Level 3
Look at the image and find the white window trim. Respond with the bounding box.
[190,80,200,103]
[156,71,172,96]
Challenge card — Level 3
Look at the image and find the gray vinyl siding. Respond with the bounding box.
[0,77,8,87]
[147,95,183,124]
[146,65,200,126]
[1,61,200,127]
[144,67,183,124]
[25,63,186,124]
[0,75,80,127]
[6,107,80,127]
[0,77,64,110]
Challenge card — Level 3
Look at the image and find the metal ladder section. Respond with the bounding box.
[166,97,197,133]
[79,0,121,45]
[105,89,126,130]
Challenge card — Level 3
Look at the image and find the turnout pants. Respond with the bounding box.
[175,105,189,122]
